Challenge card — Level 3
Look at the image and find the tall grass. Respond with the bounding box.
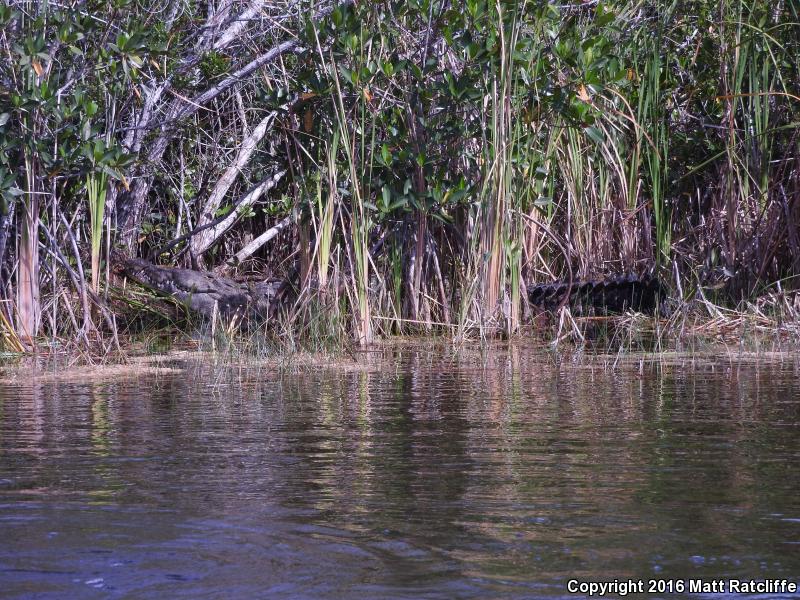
[314,133,338,291]
[327,41,374,346]
[4,0,799,352]
[86,172,108,296]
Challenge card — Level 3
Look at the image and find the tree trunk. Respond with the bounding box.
[0,196,14,283]
[17,177,40,341]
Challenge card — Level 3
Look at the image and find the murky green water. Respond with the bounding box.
[1,346,799,598]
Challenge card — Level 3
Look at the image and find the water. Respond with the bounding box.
[1,346,799,599]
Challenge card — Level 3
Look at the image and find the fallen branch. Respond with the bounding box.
[148,169,286,262]
[191,114,279,257]
[224,213,294,270]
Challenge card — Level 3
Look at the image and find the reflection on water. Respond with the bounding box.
[1,346,799,598]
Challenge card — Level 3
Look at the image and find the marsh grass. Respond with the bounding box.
[86,172,107,297]
[2,0,798,356]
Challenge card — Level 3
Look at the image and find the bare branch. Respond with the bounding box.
[194,168,286,258]
[213,0,267,50]
[191,112,278,256]
[226,213,293,268]
[116,0,355,251]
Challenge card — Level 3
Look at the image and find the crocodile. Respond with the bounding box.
[117,256,664,320]
[117,257,284,319]
[526,273,665,314]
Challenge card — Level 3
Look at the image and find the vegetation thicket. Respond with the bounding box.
[1,0,799,352]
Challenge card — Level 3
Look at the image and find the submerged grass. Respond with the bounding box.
[3,322,798,387]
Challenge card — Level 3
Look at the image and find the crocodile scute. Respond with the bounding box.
[527,273,664,314]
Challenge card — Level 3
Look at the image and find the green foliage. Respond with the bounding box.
[2,0,799,343]
[199,51,230,81]
[0,2,144,208]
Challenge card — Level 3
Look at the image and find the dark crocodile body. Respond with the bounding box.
[527,273,664,314]
[118,257,283,319]
[118,256,664,320]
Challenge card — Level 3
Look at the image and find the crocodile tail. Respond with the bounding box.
[527,273,664,313]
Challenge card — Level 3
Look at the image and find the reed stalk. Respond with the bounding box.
[329,49,373,346]
[86,172,107,296]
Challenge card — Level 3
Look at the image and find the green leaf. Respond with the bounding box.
[381,185,391,208]
[102,165,124,181]
[388,199,408,212]
[338,66,356,85]
[584,126,604,144]
[331,7,343,27]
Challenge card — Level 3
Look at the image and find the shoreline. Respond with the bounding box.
[2,324,798,386]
